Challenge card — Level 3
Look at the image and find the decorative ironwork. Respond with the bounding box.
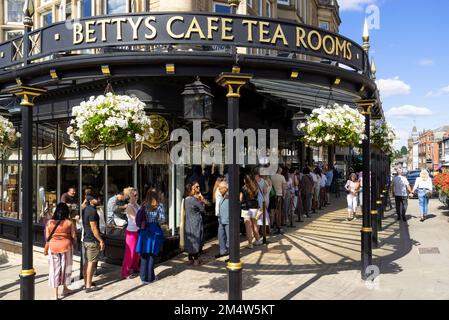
[29,32,41,56]
[142,114,170,150]
[12,38,24,61]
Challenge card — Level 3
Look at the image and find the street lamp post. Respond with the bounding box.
[216,71,252,300]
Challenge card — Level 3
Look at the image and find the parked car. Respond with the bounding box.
[406,170,435,198]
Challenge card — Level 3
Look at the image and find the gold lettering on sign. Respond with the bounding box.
[296,27,307,48]
[308,30,322,51]
[259,21,271,43]
[73,22,83,45]
[207,17,219,39]
[112,18,127,41]
[128,17,143,40]
[271,24,288,46]
[221,18,234,41]
[85,21,96,43]
[185,17,206,39]
[144,17,157,40]
[167,16,185,39]
[323,35,335,55]
[96,19,111,42]
[242,19,257,42]
[346,42,352,60]
[335,37,346,58]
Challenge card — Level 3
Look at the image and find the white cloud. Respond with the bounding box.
[338,0,377,11]
[418,59,435,66]
[426,85,449,97]
[385,105,433,119]
[376,77,411,98]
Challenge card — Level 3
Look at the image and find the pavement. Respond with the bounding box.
[1,195,449,300]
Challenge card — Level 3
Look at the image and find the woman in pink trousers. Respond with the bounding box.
[121,187,140,279]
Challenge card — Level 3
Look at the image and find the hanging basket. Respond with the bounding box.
[67,93,153,146]
[0,115,20,150]
[371,120,397,155]
[299,103,365,147]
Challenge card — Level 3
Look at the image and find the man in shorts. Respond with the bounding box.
[82,196,104,293]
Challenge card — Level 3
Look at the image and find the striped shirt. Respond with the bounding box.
[144,203,166,224]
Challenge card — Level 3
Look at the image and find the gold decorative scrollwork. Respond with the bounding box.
[142,114,170,150]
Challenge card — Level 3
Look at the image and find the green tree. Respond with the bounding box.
[400,146,408,155]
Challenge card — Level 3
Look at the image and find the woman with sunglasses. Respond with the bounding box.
[183,182,206,265]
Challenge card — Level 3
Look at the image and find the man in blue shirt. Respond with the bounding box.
[324,164,334,206]
[215,181,230,259]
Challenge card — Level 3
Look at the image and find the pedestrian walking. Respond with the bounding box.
[412,169,434,222]
[240,174,263,248]
[345,173,360,221]
[391,168,412,222]
[254,170,269,230]
[82,196,104,293]
[121,187,141,279]
[181,182,206,265]
[319,168,327,209]
[215,181,230,259]
[44,203,76,300]
[135,190,166,283]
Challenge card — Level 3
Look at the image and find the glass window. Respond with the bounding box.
[42,11,53,27]
[258,0,263,15]
[277,0,289,5]
[5,30,23,40]
[105,165,132,237]
[106,0,129,14]
[5,0,25,23]
[266,0,272,17]
[213,2,231,13]
[36,165,57,224]
[1,165,20,220]
[59,0,72,21]
[81,0,92,17]
[319,21,330,30]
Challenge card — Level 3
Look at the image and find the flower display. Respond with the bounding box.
[67,93,153,146]
[371,120,397,154]
[0,115,20,150]
[298,103,365,147]
[434,172,449,197]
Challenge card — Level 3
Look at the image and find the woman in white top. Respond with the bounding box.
[345,173,360,221]
[121,187,140,279]
[412,170,433,222]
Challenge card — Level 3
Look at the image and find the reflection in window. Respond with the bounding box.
[37,166,57,224]
[6,30,23,40]
[106,0,128,14]
[1,165,20,219]
[42,11,53,27]
[5,0,25,23]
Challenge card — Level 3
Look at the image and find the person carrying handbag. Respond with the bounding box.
[44,203,77,300]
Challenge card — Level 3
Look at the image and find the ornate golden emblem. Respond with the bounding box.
[142,114,170,150]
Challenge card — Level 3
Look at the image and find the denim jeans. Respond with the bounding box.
[140,253,156,283]
[417,189,430,216]
[217,222,229,255]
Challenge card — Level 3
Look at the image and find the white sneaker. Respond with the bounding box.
[254,239,263,246]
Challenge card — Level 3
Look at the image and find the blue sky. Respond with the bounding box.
[338,0,449,149]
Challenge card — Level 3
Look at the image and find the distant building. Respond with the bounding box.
[407,125,419,170]
[418,125,449,171]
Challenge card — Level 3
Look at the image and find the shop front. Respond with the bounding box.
[0,11,381,266]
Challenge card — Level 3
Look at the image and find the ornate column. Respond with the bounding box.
[216,70,252,300]
[357,99,376,280]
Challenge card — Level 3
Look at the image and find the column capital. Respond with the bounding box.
[216,72,253,98]
[8,85,47,107]
[356,99,377,115]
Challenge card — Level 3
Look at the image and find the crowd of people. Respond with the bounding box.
[43,162,344,299]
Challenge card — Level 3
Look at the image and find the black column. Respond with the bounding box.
[227,94,242,300]
[370,150,378,248]
[20,104,34,300]
[360,103,373,280]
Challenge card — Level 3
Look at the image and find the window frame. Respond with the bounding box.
[213,2,232,13]
[104,0,130,15]
[41,11,53,27]
[4,0,25,25]
[319,20,330,30]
